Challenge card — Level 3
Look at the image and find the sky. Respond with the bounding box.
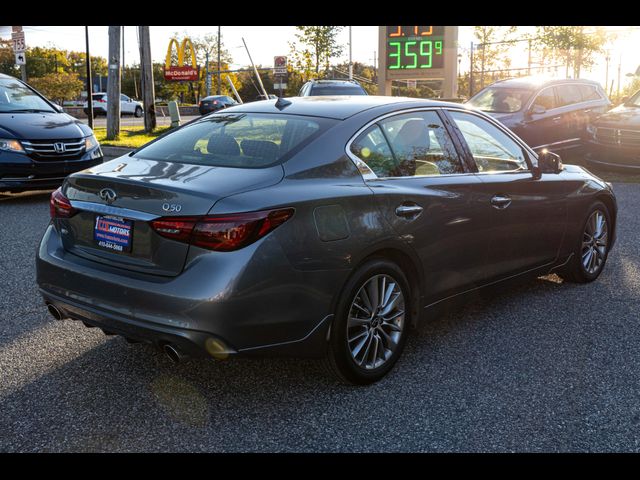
[1,25,639,93]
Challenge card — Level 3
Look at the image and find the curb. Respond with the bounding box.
[102,145,134,161]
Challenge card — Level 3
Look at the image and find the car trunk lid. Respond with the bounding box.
[58,157,284,276]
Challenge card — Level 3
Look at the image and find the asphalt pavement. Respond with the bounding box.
[1,183,640,452]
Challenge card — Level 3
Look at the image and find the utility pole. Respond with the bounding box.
[106,26,121,140]
[85,26,94,129]
[617,54,622,100]
[348,26,353,80]
[205,51,210,97]
[217,26,222,95]
[138,26,156,132]
[469,41,474,97]
[121,26,125,89]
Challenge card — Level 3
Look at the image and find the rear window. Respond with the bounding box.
[310,86,367,96]
[133,113,333,168]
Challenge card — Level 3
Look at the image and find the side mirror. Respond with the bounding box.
[53,104,64,113]
[529,104,546,116]
[534,150,563,176]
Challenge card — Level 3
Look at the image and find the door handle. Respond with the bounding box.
[395,204,423,218]
[552,116,562,122]
[490,194,512,209]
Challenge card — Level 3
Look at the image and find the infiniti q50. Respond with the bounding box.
[37,96,617,384]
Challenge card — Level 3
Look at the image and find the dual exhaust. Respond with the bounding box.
[46,302,188,364]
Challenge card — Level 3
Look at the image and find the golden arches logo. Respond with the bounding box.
[164,37,199,81]
[165,37,197,69]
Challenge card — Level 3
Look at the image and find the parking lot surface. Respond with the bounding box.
[1,183,639,452]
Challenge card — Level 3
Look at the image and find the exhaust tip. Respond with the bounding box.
[46,303,63,320]
[163,344,183,364]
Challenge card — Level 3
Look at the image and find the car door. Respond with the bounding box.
[553,84,586,150]
[519,85,562,151]
[445,108,569,280]
[348,108,493,304]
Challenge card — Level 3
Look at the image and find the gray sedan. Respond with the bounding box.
[37,96,617,384]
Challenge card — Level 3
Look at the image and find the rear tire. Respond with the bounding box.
[324,258,411,385]
[558,200,611,283]
[134,106,143,118]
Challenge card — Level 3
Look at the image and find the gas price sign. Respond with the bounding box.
[386,26,445,71]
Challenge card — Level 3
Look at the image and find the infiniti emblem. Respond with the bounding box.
[99,188,117,204]
[54,142,66,153]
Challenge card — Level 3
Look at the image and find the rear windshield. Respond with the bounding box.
[133,113,333,168]
[468,87,533,113]
[0,78,55,113]
[310,86,367,96]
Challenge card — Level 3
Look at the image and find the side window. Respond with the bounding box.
[556,85,583,107]
[120,94,128,101]
[378,111,464,177]
[578,84,602,101]
[448,111,528,173]
[532,88,557,110]
[350,125,396,177]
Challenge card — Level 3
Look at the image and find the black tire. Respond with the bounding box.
[324,258,411,385]
[134,106,143,118]
[558,200,611,283]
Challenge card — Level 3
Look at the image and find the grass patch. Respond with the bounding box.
[95,126,172,149]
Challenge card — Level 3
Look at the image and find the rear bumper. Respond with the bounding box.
[0,148,103,192]
[36,224,339,358]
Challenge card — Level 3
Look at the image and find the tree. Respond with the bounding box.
[472,26,518,92]
[29,72,83,105]
[535,26,609,78]
[327,61,377,94]
[289,26,344,79]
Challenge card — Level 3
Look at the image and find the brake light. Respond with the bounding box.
[150,208,294,252]
[50,187,76,219]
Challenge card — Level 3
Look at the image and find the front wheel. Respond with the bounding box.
[559,200,611,283]
[325,258,411,385]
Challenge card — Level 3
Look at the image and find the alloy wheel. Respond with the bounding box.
[347,274,405,370]
[582,210,608,275]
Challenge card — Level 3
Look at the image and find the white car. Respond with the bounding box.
[83,93,143,117]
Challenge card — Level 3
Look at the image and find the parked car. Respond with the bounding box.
[84,93,144,118]
[467,76,611,153]
[585,89,640,170]
[298,79,368,96]
[198,95,238,115]
[38,96,616,384]
[0,73,103,193]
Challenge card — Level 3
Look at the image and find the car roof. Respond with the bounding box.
[219,96,465,120]
[488,75,602,90]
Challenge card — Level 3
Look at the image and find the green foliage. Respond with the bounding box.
[328,61,378,94]
[289,26,344,79]
[29,72,84,105]
[535,26,609,78]
[472,26,519,92]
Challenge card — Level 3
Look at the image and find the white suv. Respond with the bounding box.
[83,93,144,117]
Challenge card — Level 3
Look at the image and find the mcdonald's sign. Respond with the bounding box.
[164,37,199,81]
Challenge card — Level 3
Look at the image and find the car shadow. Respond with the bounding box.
[0,190,54,203]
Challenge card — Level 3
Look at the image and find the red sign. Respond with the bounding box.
[164,66,199,81]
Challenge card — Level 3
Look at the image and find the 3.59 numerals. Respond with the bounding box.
[388,40,443,70]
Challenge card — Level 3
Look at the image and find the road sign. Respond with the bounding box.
[15,52,26,66]
[12,31,25,53]
[274,56,287,75]
[274,83,287,90]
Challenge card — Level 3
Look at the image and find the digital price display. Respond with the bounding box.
[386,26,445,70]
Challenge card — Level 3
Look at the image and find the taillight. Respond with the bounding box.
[213,100,218,105]
[50,187,76,219]
[150,208,294,252]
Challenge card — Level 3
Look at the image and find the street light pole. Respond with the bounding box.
[85,26,94,129]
